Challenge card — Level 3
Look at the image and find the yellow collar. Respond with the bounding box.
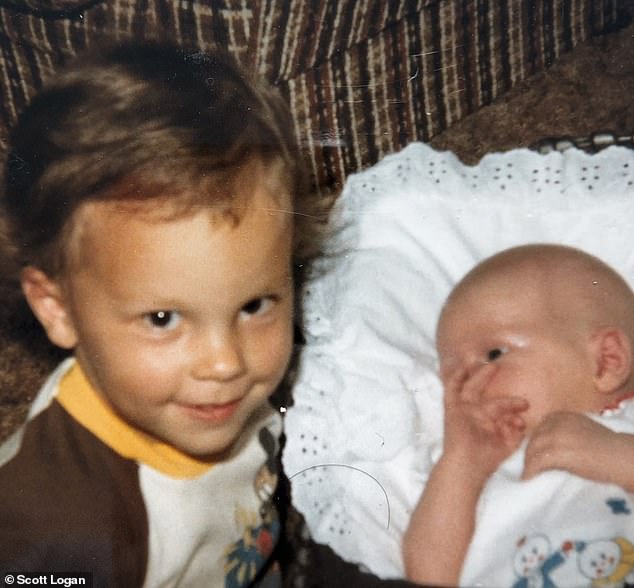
[56,361,214,479]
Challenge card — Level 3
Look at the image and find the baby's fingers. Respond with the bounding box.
[461,364,499,404]
[483,397,528,439]
[521,413,602,480]
[483,396,529,419]
[445,363,497,406]
[496,411,527,444]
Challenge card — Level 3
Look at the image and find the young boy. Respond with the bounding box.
[0,42,418,588]
[404,244,634,587]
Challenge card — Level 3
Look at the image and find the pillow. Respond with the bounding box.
[282,142,634,578]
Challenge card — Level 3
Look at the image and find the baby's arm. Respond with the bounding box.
[523,412,634,491]
[403,365,527,585]
[403,444,484,586]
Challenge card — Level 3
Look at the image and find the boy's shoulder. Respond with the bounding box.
[0,362,147,583]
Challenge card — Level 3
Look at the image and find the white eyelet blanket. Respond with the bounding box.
[282,142,634,581]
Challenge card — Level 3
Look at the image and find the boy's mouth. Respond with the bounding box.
[180,398,242,423]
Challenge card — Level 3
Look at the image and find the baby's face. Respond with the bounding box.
[436,278,601,431]
[56,183,294,459]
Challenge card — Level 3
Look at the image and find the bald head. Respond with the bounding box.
[441,244,634,344]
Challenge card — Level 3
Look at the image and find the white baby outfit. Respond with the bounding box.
[460,402,634,588]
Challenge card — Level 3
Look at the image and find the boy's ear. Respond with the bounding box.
[20,266,78,350]
[589,327,632,394]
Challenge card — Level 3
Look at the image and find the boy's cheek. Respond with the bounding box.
[272,328,295,383]
[273,330,294,377]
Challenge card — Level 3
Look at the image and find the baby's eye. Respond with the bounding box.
[144,310,182,330]
[486,347,508,362]
[241,297,274,317]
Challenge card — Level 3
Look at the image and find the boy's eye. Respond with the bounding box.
[145,310,182,330]
[241,297,274,316]
[486,347,507,362]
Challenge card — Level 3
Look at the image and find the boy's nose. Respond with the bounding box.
[191,332,246,381]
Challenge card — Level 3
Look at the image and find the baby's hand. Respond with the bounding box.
[443,365,528,479]
[523,412,631,487]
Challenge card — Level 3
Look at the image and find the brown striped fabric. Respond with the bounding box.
[0,0,629,191]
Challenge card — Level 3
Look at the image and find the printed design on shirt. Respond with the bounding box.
[224,426,280,588]
[607,498,632,515]
[510,535,634,588]
[574,537,634,586]
[507,497,634,588]
[511,534,568,588]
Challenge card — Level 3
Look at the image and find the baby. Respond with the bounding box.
[404,244,634,587]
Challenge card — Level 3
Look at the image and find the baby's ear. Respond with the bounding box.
[21,266,78,350]
[589,327,632,394]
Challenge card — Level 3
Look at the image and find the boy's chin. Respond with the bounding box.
[149,402,275,463]
[171,429,247,463]
[193,444,236,463]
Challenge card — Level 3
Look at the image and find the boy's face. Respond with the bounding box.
[436,276,601,431]
[51,182,294,459]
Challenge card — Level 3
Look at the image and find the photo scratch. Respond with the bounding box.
[289,463,391,529]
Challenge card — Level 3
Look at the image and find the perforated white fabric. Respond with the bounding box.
[282,142,634,578]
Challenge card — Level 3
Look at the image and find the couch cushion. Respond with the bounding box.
[0,0,630,191]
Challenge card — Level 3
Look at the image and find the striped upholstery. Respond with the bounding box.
[0,0,629,190]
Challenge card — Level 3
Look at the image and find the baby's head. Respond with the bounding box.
[1,42,323,459]
[436,244,634,430]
